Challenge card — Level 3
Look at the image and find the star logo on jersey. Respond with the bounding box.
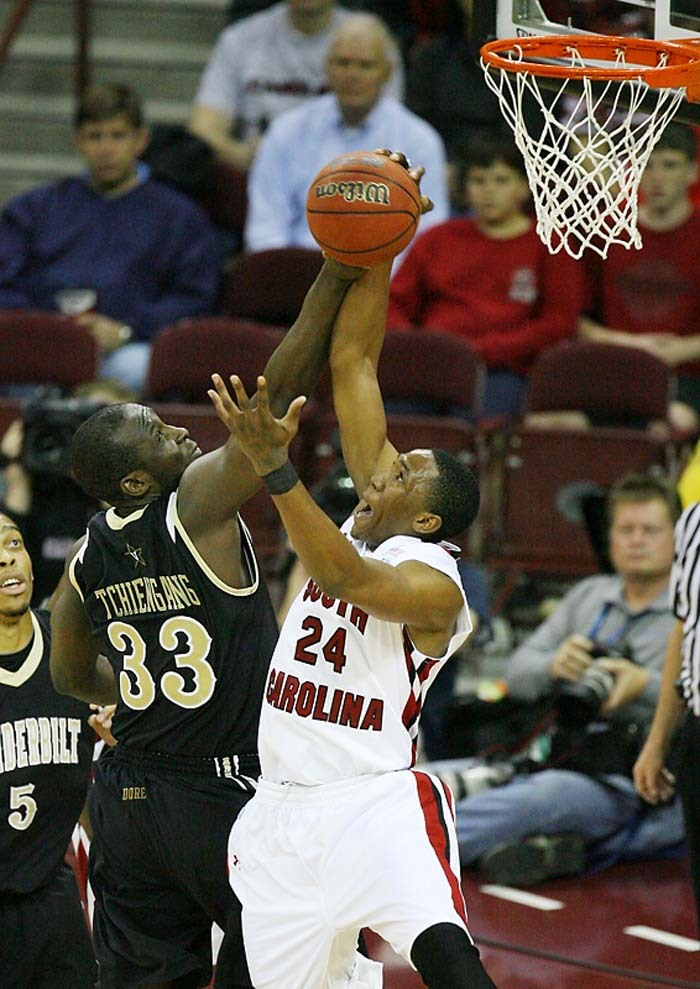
[124,543,146,569]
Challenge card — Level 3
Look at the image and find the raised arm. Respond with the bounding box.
[329,154,432,496]
[178,258,361,528]
[208,376,462,641]
[329,262,397,497]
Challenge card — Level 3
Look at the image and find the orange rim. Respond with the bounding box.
[480,34,700,101]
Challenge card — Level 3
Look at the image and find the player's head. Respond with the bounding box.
[641,122,698,214]
[326,14,393,126]
[71,403,202,507]
[459,134,530,226]
[74,83,148,193]
[351,449,479,546]
[607,473,679,582]
[0,514,33,620]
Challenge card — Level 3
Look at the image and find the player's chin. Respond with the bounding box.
[350,514,375,541]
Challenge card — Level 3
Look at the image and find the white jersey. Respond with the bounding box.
[259,522,471,784]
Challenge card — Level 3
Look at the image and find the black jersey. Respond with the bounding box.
[0,609,93,894]
[69,490,278,758]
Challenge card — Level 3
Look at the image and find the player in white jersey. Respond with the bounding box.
[208,174,498,988]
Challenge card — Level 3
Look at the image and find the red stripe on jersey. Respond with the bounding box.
[417,657,439,684]
[413,771,468,926]
[441,779,455,818]
[401,631,421,730]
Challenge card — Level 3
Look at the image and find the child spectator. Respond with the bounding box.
[388,136,583,417]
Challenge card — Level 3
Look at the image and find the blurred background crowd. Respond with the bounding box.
[2,0,700,889]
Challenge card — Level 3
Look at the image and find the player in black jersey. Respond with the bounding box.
[49,258,364,989]
[0,512,97,989]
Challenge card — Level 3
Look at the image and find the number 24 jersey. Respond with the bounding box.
[260,524,471,785]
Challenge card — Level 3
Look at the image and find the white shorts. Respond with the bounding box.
[228,769,471,989]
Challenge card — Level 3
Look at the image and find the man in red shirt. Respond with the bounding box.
[579,122,700,431]
[387,136,583,417]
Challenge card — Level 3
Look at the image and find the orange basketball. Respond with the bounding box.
[305,151,422,266]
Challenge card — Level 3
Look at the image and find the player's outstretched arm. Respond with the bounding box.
[329,262,396,496]
[50,546,118,705]
[208,375,462,637]
[329,152,432,496]
[262,258,363,415]
[178,258,362,529]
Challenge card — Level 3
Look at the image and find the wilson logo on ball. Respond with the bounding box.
[314,181,390,206]
[306,150,422,266]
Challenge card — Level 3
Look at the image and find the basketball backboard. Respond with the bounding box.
[474,1,699,43]
[474,1,700,123]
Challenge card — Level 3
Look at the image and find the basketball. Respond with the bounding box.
[305,151,422,266]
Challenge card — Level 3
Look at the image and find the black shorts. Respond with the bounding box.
[88,747,254,989]
[1,861,97,989]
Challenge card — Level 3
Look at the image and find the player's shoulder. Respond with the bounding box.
[31,607,51,639]
[374,533,461,576]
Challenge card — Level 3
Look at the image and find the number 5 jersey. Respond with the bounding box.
[0,609,93,893]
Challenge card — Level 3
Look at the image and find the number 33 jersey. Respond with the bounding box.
[260,524,472,785]
[69,490,278,757]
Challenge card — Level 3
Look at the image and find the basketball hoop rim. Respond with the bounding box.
[480,35,700,102]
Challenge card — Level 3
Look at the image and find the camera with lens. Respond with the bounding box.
[555,640,635,727]
[20,387,106,478]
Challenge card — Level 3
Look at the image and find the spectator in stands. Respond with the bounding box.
[190,0,405,171]
[579,122,700,431]
[227,0,417,53]
[244,12,448,254]
[0,84,218,396]
[423,473,685,887]
[387,135,582,417]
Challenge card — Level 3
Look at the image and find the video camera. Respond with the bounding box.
[20,387,106,478]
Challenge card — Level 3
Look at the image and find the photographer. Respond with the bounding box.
[423,473,685,887]
[0,381,133,604]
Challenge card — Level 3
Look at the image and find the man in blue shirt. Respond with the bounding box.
[244,12,448,259]
[0,83,218,395]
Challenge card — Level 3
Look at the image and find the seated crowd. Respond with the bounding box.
[2,3,700,984]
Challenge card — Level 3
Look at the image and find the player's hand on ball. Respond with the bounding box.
[373,148,434,216]
[306,151,422,266]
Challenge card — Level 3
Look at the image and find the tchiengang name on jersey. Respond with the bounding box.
[0,717,82,774]
[93,574,202,620]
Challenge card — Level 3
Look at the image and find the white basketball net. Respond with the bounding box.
[481,43,687,258]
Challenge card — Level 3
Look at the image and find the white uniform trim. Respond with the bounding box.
[0,611,44,687]
[169,492,260,597]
